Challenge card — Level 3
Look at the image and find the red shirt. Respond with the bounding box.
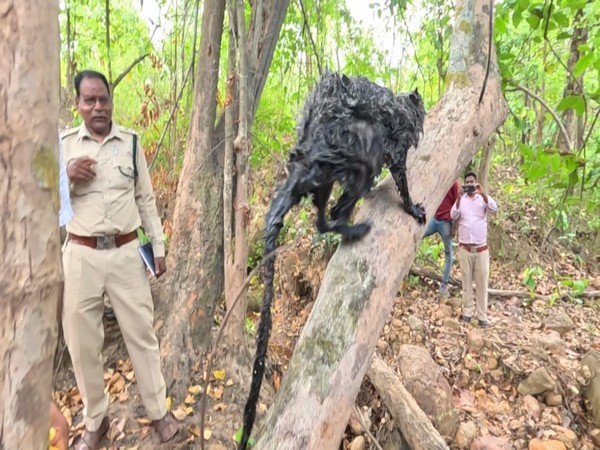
[435,181,460,221]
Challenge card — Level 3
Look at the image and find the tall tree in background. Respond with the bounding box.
[221,0,291,361]
[157,0,290,399]
[0,0,62,447]
[156,0,227,399]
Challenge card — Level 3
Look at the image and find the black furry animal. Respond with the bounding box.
[239,71,426,449]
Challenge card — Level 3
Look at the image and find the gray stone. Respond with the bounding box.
[397,345,459,438]
[534,331,565,354]
[543,313,575,335]
[407,315,424,331]
[545,392,562,407]
[443,317,461,330]
[517,367,556,396]
[437,304,454,319]
[455,421,477,449]
[468,329,485,353]
[470,436,512,450]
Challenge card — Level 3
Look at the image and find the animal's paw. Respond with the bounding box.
[342,222,372,241]
[405,203,426,225]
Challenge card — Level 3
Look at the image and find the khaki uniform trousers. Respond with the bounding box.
[457,247,490,321]
[62,238,166,431]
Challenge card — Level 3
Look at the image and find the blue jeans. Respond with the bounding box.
[423,217,453,284]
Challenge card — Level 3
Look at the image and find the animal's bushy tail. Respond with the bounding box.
[239,183,296,450]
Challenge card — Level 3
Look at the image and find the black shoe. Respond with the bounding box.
[478,319,489,328]
[461,315,472,323]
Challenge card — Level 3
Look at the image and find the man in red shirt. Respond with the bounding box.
[423,180,460,296]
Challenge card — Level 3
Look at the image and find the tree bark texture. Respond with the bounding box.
[0,1,61,448]
[477,134,496,191]
[367,355,449,450]
[556,8,587,153]
[157,0,226,400]
[157,0,291,399]
[254,0,508,448]
[223,0,252,348]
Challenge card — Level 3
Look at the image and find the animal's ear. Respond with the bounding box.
[409,90,422,105]
[341,74,351,86]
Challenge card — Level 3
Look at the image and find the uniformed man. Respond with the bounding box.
[61,70,178,449]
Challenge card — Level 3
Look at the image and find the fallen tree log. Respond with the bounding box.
[410,266,600,300]
[252,1,508,448]
[367,355,449,450]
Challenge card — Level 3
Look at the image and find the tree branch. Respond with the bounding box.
[111,53,150,91]
[507,84,572,152]
[297,0,323,75]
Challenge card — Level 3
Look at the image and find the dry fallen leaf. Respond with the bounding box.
[172,406,187,421]
[188,384,203,395]
[213,369,226,381]
[203,428,212,440]
[188,424,202,437]
[208,385,224,400]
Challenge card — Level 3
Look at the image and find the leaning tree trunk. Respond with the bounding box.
[254,0,508,448]
[156,0,226,400]
[0,1,61,448]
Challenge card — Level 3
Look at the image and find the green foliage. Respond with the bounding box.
[522,265,544,291]
[233,426,255,446]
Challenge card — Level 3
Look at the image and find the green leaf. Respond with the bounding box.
[233,427,255,446]
[557,95,585,116]
[563,0,587,10]
[495,17,508,34]
[573,53,595,78]
[512,9,523,27]
[518,143,532,159]
[526,15,541,28]
[552,12,571,27]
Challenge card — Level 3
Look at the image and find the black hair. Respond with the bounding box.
[74,70,111,97]
[464,171,477,180]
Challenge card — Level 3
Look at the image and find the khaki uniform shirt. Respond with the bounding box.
[60,123,165,257]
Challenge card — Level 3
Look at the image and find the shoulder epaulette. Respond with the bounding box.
[119,127,137,136]
[60,127,79,140]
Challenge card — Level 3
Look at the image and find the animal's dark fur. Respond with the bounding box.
[239,71,426,450]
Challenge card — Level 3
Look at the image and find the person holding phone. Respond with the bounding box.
[61,70,178,449]
[423,180,460,296]
[451,172,498,327]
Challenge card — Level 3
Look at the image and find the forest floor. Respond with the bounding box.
[53,228,600,450]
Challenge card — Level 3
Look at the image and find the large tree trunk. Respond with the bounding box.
[0,1,61,447]
[254,0,508,448]
[156,0,226,400]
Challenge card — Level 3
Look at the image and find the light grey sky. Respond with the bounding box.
[135,0,409,67]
